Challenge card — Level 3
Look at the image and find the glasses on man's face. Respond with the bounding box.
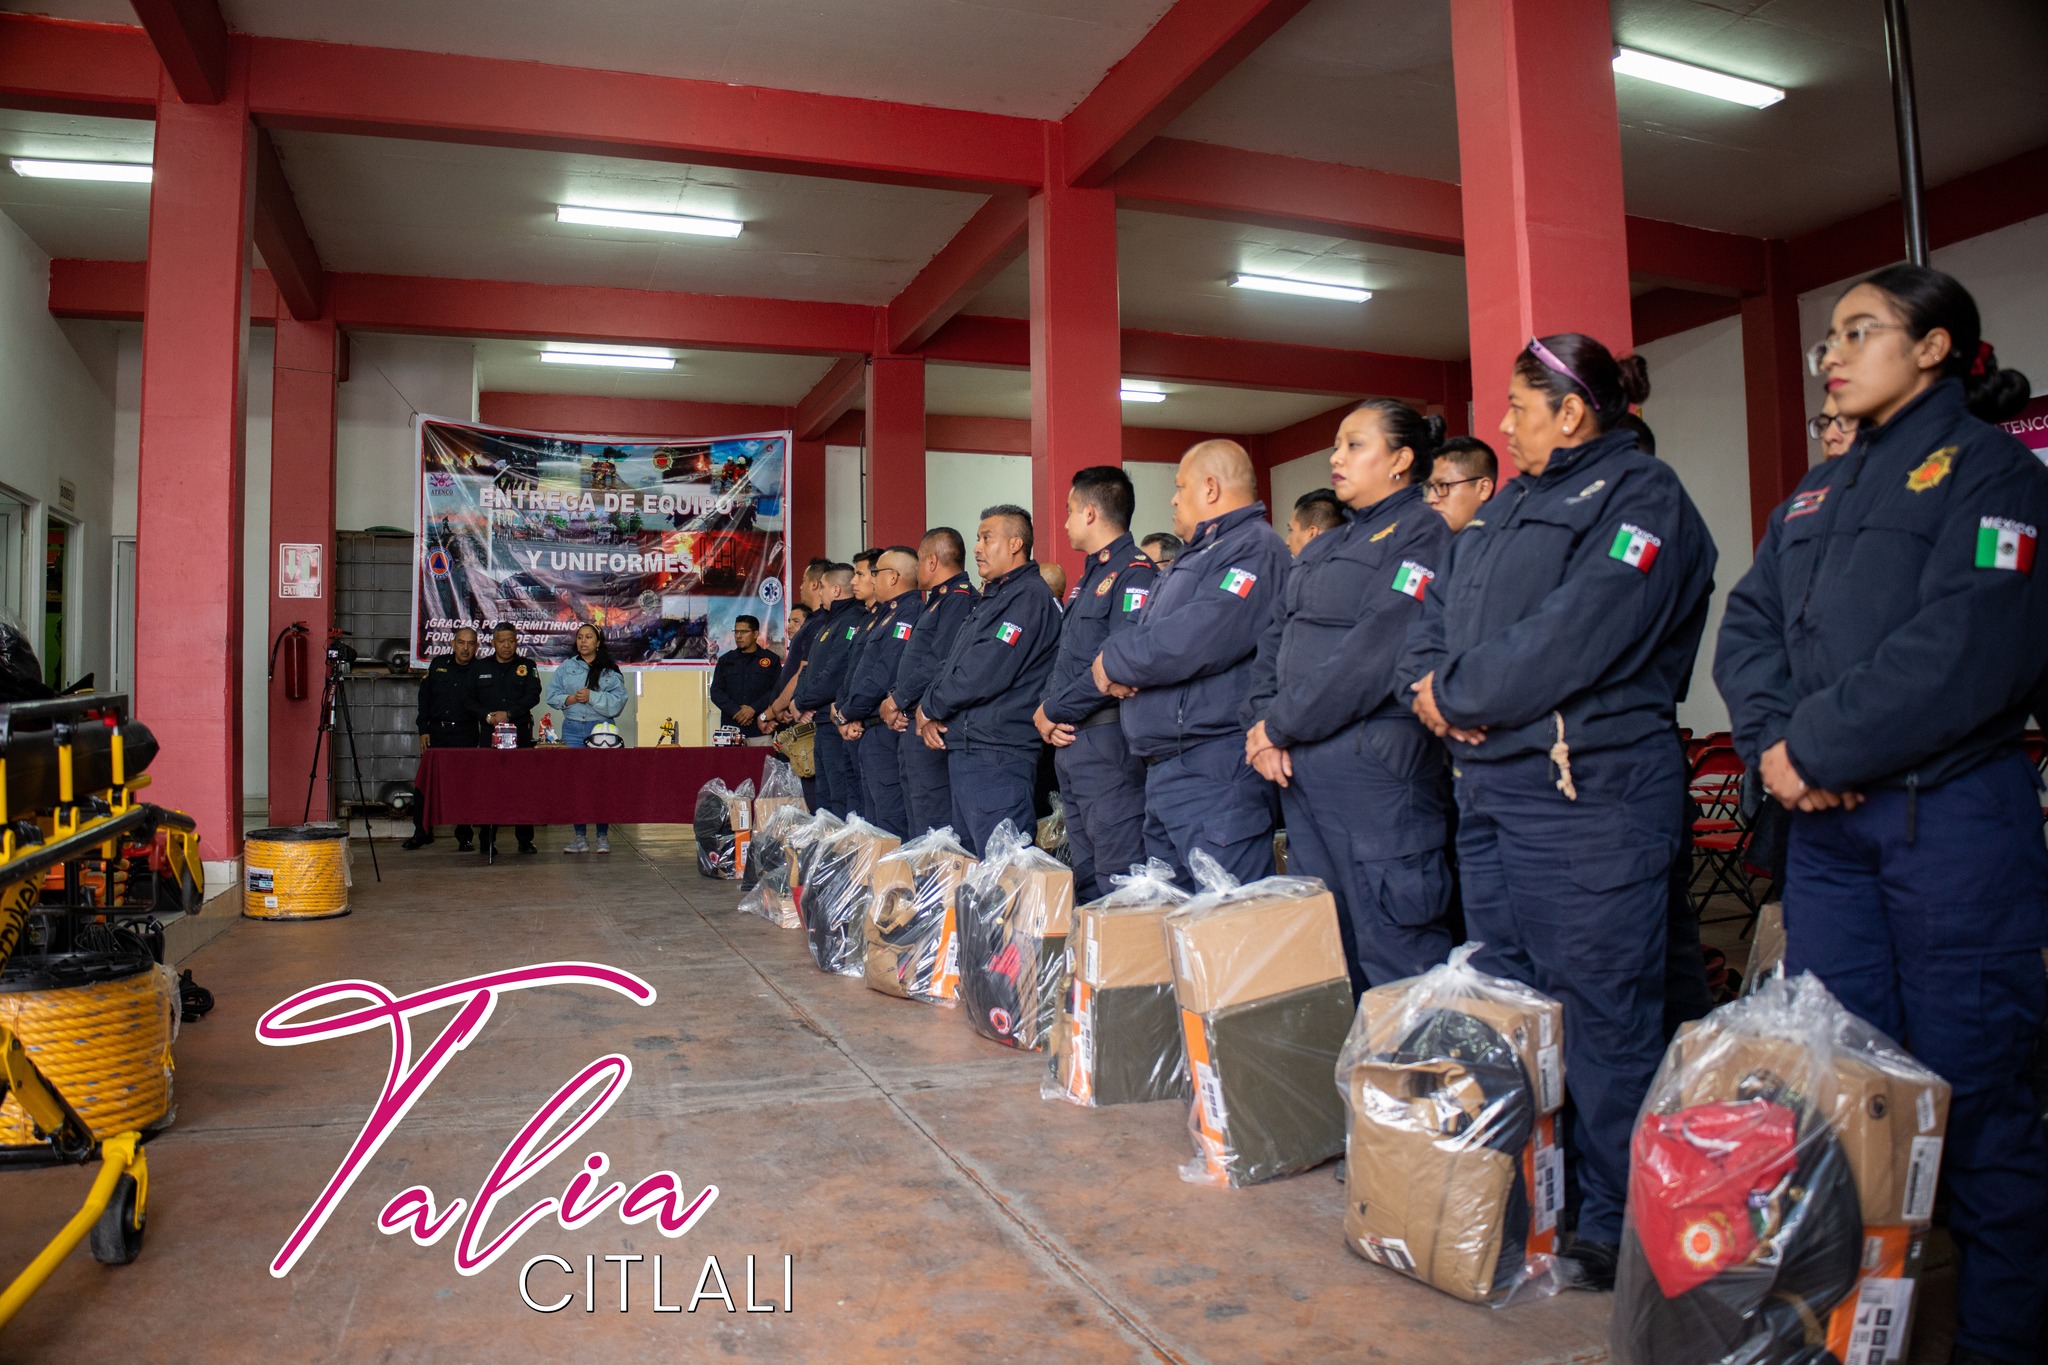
[1805,321,1910,376]
[1806,413,1857,441]
[1423,476,1485,500]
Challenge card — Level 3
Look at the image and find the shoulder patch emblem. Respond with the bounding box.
[516,664,528,676]
[759,655,775,666]
[995,621,1022,646]
[1976,517,2037,573]
[1122,586,1150,613]
[1906,446,1956,492]
[1784,488,1828,521]
[1095,576,1116,597]
[1609,523,1662,572]
[1391,561,1434,600]
[1370,523,1397,542]
[1218,567,1257,597]
[892,621,913,639]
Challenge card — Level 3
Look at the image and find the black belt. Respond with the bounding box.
[1077,706,1122,731]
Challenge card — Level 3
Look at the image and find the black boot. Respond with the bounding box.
[1558,1235,1618,1292]
[401,830,435,851]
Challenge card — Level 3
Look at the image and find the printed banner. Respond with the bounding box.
[2000,393,2048,462]
[413,416,790,666]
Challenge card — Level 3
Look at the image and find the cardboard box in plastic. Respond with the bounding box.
[1165,884,1345,1016]
[959,859,1074,1051]
[1355,980,1564,1116]
[864,848,973,1001]
[1048,897,1186,1105]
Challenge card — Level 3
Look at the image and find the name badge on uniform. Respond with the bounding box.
[1218,568,1257,598]
[893,621,913,639]
[995,622,1022,646]
[1609,523,1662,572]
[1784,488,1828,521]
[1390,561,1434,600]
[1976,517,2037,573]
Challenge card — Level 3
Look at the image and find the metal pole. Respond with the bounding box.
[1881,0,1929,266]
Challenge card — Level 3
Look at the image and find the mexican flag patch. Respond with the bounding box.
[1390,560,1434,600]
[1609,523,1662,572]
[995,622,1022,645]
[1122,586,1150,612]
[1218,568,1257,598]
[1976,517,2037,572]
[893,621,913,640]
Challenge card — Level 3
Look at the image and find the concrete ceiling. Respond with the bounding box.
[0,0,1177,120]
[966,209,1471,358]
[471,337,834,404]
[926,361,1346,435]
[0,110,154,260]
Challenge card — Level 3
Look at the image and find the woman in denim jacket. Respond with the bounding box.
[546,623,629,852]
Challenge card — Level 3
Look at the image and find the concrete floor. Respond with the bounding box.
[0,824,1637,1364]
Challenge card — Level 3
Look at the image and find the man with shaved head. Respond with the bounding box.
[1093,440,1290,884]
[836,545,921,836]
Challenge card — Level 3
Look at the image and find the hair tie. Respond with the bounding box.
[1971,340,1994,378]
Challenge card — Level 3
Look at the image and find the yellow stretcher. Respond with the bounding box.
[0,695,200,1331]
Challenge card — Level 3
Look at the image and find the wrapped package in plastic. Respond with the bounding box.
[1610,972,1948,1365]
[737,802,813,928]
[693,777,755,879]
[864,827,976,1003]
[787,810,844,932]
[1165,852,1351,1187]
[802,816,900,977]
[1336,945,1568,1305]
[1045,859,1191,1107]
[955,820,1074,1050]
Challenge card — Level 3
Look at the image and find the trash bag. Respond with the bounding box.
[955,820,1074,1051]
[1336,944,1568,1306]
[0,619,53,705]
[864,826,975,1003]
[1045,858,1190,1107]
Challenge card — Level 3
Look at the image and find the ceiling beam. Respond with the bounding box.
[1060,0,1314,188]
[1252,401,1355,466]
[479,392,794,437]
[795,358,868,440]
[920,313,1451,403]
[128,0,230,105]
[0,15,160,118]
[252,129,324,320]
[884,195,1029,356]
[1632,288,1741,347]
[1787,143,2048,295]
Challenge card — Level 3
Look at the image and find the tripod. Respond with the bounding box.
[303,663,382,882]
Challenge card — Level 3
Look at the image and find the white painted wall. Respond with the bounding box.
[241,333,275,800]
[1126,461,1177,544]
[0,211,116,691]
[338,333,479,530]
[824,444,864,561]
[924,449,1032,582]
[1269,447,1334,534]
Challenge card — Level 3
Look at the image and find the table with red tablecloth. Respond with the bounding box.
[415,746,773,827]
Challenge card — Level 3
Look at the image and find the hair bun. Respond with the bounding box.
[1966,364,2032,424]
[1615,354,1652,407]
[1420,413,1448,454]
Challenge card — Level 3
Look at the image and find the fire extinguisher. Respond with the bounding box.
[270,621,310,701]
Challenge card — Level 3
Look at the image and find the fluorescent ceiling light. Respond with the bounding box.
[1229,273,1371,304]
[1119,389,1167,404]
[1612,47,1785,108]
[555,204,743,237]
[544,341,675,359]
[540,352,677,371]
[10,158,152,183]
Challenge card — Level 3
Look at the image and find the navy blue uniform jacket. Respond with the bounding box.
[921,561,1060,751]
[1247,482,1450,747]
[470,652,543,742]
[792,599,861,714]
[1715,379,2048,792]
[840,593,918,721]
[777,608,827,694]
[1397,428,1717,763]
[1042,533,1158,726]
[1100,503,1291,759]
[707,646,781,727]
[890,571,976,713]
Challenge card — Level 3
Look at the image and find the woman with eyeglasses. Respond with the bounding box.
[1243,399,1455,996]
[1399,332,1718,1290]
[1715,264,2048,1365]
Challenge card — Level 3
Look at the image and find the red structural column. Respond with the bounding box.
[1741,240,1809,544]
[136,70,254,863]
[789,438,827,576]
[267,317,338,824]
[1450,0,1635,442]
[1029,177,1121,580]
[865,355,927,549]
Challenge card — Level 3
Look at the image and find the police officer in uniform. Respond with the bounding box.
[1716,265,2048,1365]
[1034,468,1157,899]
[838,546,920,837]
[405,625,481,850]
[792,562,860,815]
[1247,401,1454,994]
[1402,332,1716,1289]
[767,560,832,807]
[917,507,1060,856]
[708,615,781,732]
[1095,441,1289,885]
[471,621,541,858]
[886,529,974,836]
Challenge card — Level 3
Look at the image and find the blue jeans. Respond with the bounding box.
[562,718,609,838]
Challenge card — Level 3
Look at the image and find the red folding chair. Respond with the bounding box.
[1687,745,1765,928]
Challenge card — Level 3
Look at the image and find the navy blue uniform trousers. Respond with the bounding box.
[1142,735,1279,889]
[899,732,953,839]
[1280,726,1453,995]
[857,723,908,838]
[1455,732,1683,1245]
[947,745,1038,857]
[1054,718,1148,901]
[1785,753,2048,1364]
[813,725,862,819]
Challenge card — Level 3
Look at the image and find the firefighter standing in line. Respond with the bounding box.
[470,621,541,857]
[884,529,975,837]
[792,562,861,816]
[838,546,920,837]
[405,625,482,851]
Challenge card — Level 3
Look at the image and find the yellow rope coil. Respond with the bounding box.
[243,827,350,920]
[0,965,176,1146]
